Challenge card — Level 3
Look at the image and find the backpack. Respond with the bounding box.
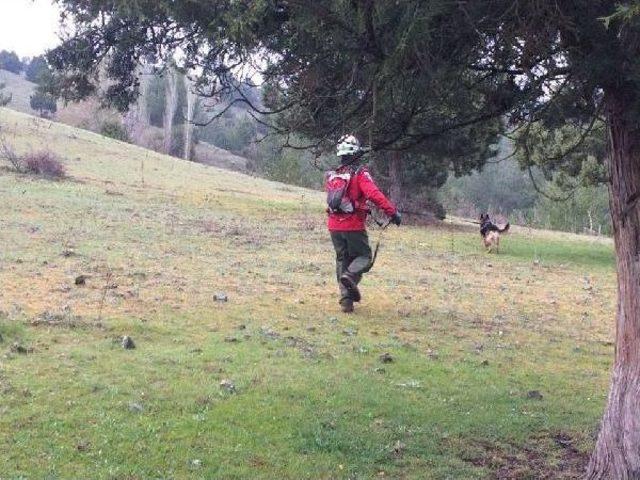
[325,167,356,214]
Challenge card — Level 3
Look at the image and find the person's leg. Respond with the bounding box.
[340,231,372,301]
[330,232,353,306]
[346,230,373,277]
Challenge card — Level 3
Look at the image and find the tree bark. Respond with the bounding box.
[163,68,178,155]
[124,64,151,144]
[586,91,640,479]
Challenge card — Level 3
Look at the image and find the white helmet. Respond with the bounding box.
[336,134,361,157]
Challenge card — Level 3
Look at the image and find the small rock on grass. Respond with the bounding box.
[128,402,144,413]
[213,293,228,302]
[75,275,89,286]
[121,336,136,349]
[527,390,544,400]
[220,379,236,393]
[379,352,394,363]
[76,441,90,452]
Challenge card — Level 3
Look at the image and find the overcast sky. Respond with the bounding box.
[0,0,61,58]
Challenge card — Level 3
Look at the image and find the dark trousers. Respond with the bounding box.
[330,230,372,301]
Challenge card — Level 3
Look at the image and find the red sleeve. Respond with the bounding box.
[356,168,397,217]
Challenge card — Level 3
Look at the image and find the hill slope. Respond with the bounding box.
[0,69,250,172]
[0,107,617,479]
[0,69,37,114]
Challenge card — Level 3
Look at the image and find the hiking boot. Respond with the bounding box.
[340,298,354,313]
[340,272,361,302]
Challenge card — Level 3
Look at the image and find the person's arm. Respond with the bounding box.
[357,168,397,217]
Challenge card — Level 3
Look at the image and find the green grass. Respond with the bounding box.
[0,107,616,479]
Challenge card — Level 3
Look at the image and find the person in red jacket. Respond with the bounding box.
[326,134,401,313]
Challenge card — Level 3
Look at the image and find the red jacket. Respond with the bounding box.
[326,165,397,231]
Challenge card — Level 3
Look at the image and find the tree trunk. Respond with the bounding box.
[163,68,178,155]
[586,91,640,479]
[183,76,197,161]
[123,64,151,144]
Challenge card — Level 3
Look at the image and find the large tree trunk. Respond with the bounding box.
[163,68,178,155]
[183,76,196,161]
[123,64,151,144]
[586,91,640,479]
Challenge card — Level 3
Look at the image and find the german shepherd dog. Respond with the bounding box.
[479,213,510,253]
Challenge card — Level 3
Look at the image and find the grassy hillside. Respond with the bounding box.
[0,69,248,173]
[0,69,37,115]
[0,107,616,479]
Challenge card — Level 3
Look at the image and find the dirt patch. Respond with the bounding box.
[463,432,589,479]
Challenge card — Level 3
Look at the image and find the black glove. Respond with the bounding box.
[390,212,402,226]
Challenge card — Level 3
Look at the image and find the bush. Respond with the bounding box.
[100,121,130,142]
[30,91,57,118]
[0,138,23,171]
[0,140,65,178]
[23,151,66,178]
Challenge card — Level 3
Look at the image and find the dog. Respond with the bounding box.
[479,213,510,253]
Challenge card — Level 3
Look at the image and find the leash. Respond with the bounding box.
[370,219,392,270]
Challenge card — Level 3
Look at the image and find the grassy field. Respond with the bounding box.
[0,107,617,479]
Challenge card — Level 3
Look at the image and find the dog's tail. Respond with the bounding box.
[498,223,510,233]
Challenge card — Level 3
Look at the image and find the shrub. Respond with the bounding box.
[23,151,66,178]
[100,121,130,142]
[0,138,24,172]
[0,138,66,179]
[30,91,57,118]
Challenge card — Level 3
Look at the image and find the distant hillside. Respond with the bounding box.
[0,68,248,172]
[0,69,38,115]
